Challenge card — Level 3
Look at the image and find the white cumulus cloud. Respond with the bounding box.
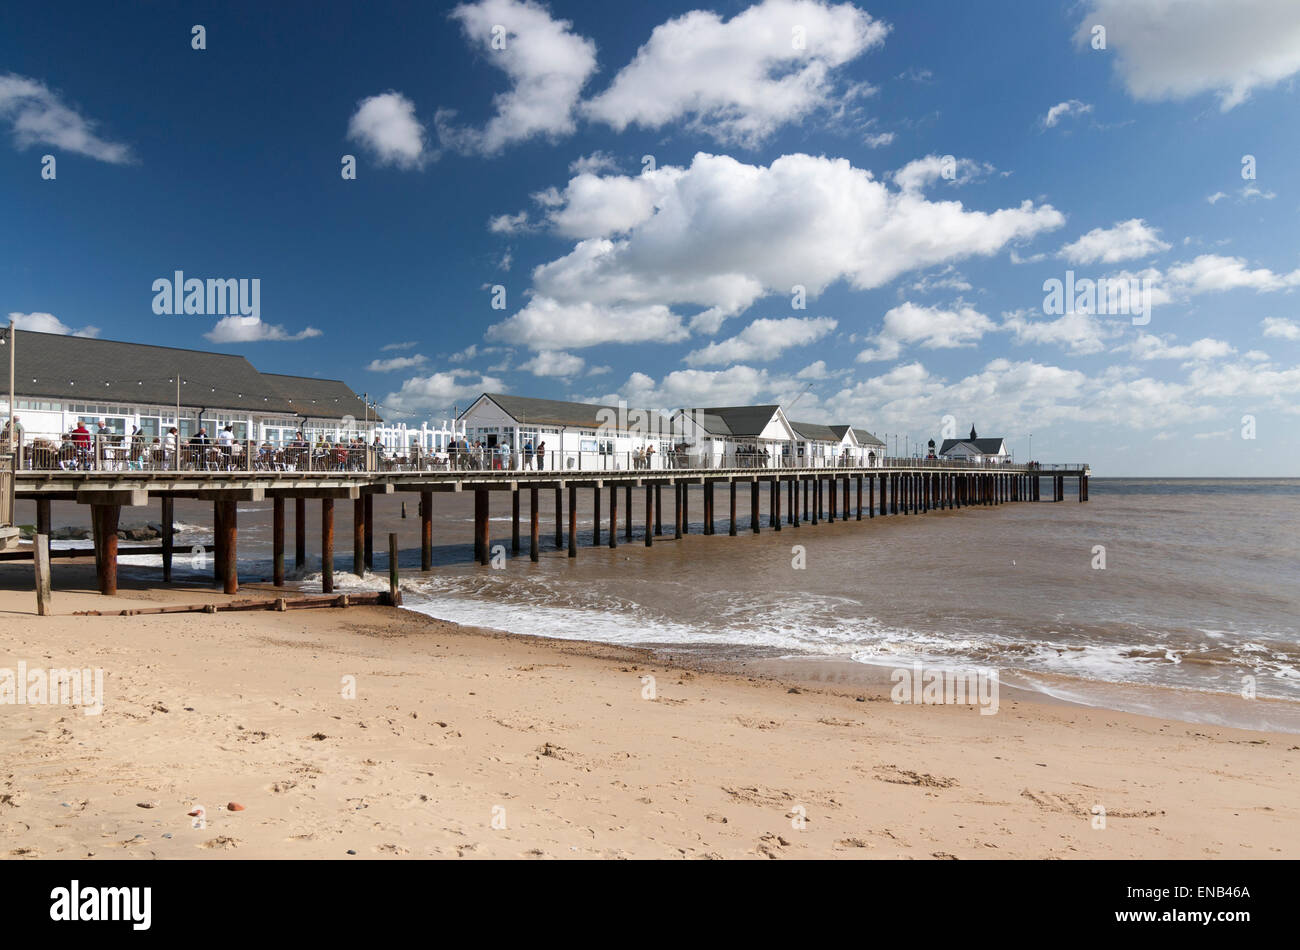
[1060,218,1171,265]
[203,317,322,343]
[0,73,132,163]
[685,316,837,366]
[347,91,428,169]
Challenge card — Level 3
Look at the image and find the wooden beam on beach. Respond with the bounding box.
[321,498,335,593]
[295,497,306,569]
[34,532,51,616]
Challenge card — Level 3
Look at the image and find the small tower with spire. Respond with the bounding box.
[969,424,978,440]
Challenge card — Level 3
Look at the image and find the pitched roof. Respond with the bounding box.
[938,437,1007,455]
[852,427,886,447]
[470,393,668,431]
[683,405,782,438]
[8,328,367,420]
[789,419,840,442]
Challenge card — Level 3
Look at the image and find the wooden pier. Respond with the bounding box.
[11,462,1089,599]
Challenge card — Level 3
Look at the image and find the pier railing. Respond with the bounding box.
[10,435,1085,476]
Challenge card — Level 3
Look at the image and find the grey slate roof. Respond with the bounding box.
[789,419,840,443]
[852,426,886,447]
[9,328,367,420]
[684,405,781,438]
[472,393,668,432]
[938,437,1007,455]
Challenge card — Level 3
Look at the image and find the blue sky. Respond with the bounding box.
[4,0,1300,475]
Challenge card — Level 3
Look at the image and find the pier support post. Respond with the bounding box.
[655,484,663,536]
[531,487,540,561]
[555,488,563,548]
[773,479,781,531]
[475,489,490,565]
[295,497,306,570]
[729,481,737,536]
[220,500,238,595]
[625,484,633,540]
[364,494,374,570]
[788,479,795,525]
[34,532,51,616]
[843,476,850,522]
[160,497,173,583]
[811,478,819,525]
[680,481,688,534]
[857,476,863,521]
[645,485,654,547]
[321,499,334,593]
[791,476,799,527]
[513,489,522,555]
[609,484,618,549]
[213,501,225,585]
[421,491,433,571]
[674,482,682,539]
[751,479,760,533]
[592,485,601,546]
[568,484,577,559]
[869,474,876,518]
[272,496,284,587]
[354,497,365,578]
[704,481,714,535]
[92,503,120,596]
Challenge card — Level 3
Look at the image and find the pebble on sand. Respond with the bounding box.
[227,802,246,811]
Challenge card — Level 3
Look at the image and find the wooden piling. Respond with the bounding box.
[363,493,374,570]
[220,500,237,595]
[513,488,522,555]
[592,485,601,546]
[475,489,490,565]
[674,482,683,539]
[530,486,540,561]
[772,478,781,531]
[295,497,306,569]
[95,504,120,595]
[704,481,714,535]
[421,491,433,570]
[644,485,654,547]
[555,488,563,548]
[568,484,577,558]
[272,496,284,587]
[609,484,618,549]
[213,501,225,584]
[655,483,662,536]
[388,533,402,606]
[680,481,688,534]
[160,497,173,583]
[625,484,633,540]
[729,480,737,536]
[34,532,51,616]
[752,480,761,533]
[353,497,365,578]
[321,498,334,593]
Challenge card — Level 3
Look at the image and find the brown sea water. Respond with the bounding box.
[24,477,1300,731]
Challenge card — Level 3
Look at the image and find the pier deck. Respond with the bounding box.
[8,461,1090,601]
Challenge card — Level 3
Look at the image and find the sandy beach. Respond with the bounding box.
[1,567,1296,860]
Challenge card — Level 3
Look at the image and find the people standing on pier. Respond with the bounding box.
[535,440,546,470]
[523,439,534,470]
